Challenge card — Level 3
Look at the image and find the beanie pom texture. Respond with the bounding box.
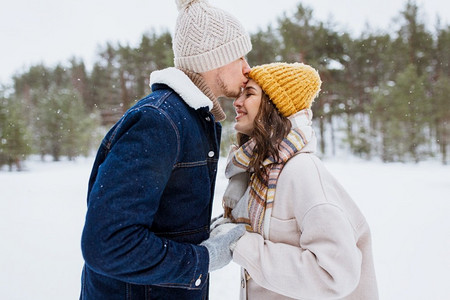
[175,0,205,11]
[249,63,322,117]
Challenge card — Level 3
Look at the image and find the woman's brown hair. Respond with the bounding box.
[237,92,292,183]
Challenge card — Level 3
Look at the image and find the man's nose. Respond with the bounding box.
[242,59,251,75]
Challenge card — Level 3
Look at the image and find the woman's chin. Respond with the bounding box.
[234,124,251,136]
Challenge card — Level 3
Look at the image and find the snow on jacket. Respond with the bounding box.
[233,138,379,300]
[80,67,221,300]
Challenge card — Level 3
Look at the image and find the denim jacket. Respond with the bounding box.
[80,68,222,299]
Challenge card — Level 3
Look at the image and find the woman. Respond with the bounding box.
[222,63,379,299]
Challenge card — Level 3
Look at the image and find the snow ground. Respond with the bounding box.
[1,156,449,299]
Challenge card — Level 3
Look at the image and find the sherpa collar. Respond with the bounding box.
[149,67,213,111]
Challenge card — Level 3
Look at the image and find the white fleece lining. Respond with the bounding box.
[149,67,213,110]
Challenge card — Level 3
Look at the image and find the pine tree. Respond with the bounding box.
[432,76,450,164]
[0,95,32,171]
[373,64,429,162]
[34,87,100,161]
[435,25,450,77]
[393,1,434,76]
[248,26,281,66]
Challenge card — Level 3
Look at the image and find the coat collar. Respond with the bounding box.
[149,67,213,111]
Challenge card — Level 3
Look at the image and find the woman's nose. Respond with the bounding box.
[233,97,242,108]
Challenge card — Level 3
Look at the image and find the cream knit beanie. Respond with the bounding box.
[173,0,252,72]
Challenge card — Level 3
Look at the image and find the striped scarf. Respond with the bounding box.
[228,109,313,237]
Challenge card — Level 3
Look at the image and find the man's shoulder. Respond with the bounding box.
[128,86,187,115]
[135,86,178,107]
[125,87,201,128]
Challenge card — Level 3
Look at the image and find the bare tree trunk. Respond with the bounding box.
[120,70,130,114]
[319,116,325,155]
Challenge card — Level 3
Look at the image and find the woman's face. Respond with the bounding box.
[233,79,262,136]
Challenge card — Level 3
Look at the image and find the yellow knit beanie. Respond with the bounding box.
[248,62,322,117]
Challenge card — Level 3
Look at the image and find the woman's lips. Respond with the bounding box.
[235,110,246,120]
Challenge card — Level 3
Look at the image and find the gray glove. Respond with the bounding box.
[200,223,246,272]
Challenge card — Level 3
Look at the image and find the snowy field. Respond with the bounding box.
[1,156,449,299]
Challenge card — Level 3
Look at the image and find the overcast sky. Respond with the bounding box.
[1,0,448,84]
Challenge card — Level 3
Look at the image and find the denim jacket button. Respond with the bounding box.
[208,151,214,157]
[195,278,202,286]
[205,116,211,121]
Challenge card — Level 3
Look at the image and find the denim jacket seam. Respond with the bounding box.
[174,160,207,168]
[157,224,209,237]
[105,115,127,151]
[157,109,181,164]
[152,282,191,288]
[191,244,202,289]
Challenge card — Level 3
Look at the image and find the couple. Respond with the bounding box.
[80,0,378,299]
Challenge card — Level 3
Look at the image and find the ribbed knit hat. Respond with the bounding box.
[173,0,252,73]
[249,62,322,117]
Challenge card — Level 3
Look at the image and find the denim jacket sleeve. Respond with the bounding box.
[81,105,209,289]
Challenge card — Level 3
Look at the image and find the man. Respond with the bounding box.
[80,0,252,299]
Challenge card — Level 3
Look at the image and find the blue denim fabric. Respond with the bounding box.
[80,83,221,299]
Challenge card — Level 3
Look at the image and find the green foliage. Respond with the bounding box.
[343,114,373,159]
[34,87,100,161]
[248,26,281,65]
[436,25,450,77]
[372,64,430,162]
[0,95,32,170]
[394,1,434,75]
[84,30,174,125]
[431,75,450,164]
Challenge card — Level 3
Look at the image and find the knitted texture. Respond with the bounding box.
[249,63,322,117]
[200,223,246,272]
[173,0,252,72]
[181,68,226,121]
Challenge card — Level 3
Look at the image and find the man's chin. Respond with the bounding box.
[224,89,241,99]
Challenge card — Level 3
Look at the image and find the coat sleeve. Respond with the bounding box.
[232,156,362,299]
[81,106,208,289]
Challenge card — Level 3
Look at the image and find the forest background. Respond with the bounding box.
[1,0,449,170]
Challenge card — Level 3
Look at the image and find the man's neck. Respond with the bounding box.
[180,68,226,122]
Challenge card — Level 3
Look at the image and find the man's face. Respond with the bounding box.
[215,57,251,98]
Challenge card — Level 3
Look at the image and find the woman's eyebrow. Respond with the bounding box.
[245,86,257,92]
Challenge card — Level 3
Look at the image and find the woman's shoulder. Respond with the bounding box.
[282,152,324,176]
[277,153,339,208]
[276,153,326,205]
